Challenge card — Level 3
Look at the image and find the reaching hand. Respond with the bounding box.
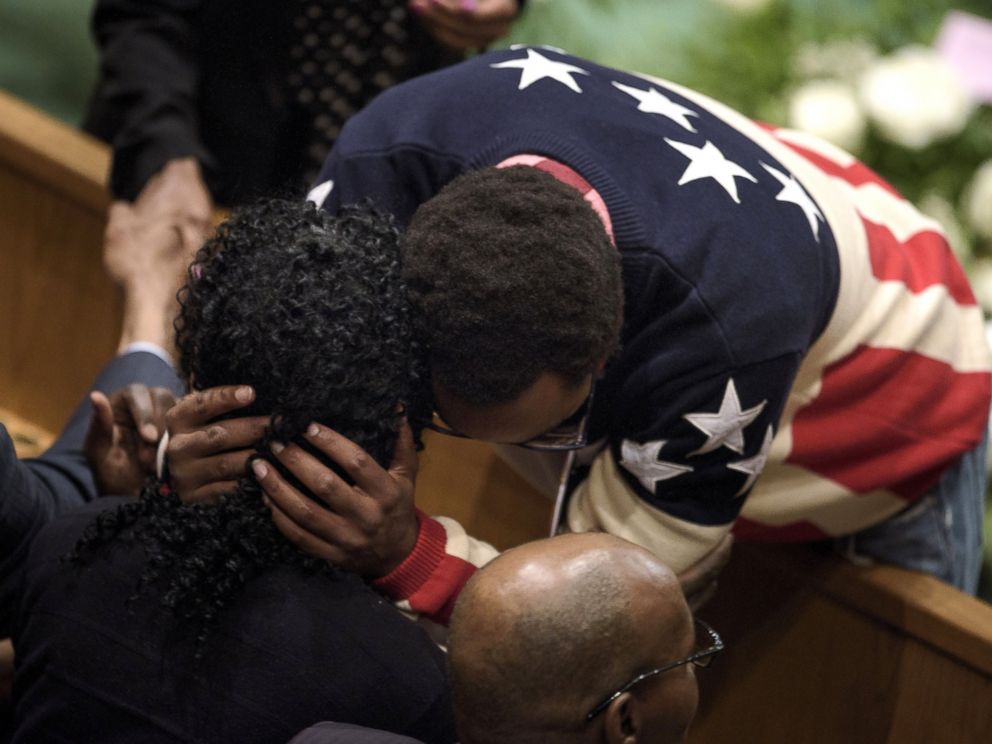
[103,158,213,352]
[677,533,734,612]
[164,386,270,503]
[409,0,519,51]
[252,420,420,578]
[130,157,213,262]
[85,384,178,496]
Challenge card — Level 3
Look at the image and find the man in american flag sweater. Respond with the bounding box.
[183,47,990,619]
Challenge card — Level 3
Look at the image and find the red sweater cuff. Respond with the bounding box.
[372,509,447,599]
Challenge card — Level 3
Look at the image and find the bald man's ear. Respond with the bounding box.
[604,692,641,744]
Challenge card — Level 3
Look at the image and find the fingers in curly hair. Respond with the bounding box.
[254,457,344,543]
[301,423,395,499]
[166,385,255,432]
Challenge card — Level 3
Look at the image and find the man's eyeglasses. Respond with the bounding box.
[426,386,595,451]
[585,618,724,722]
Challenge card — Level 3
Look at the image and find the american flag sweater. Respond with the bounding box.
[308,48,991,622]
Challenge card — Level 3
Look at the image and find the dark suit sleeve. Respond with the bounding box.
[1,352,184,634]
[84,0,209,200]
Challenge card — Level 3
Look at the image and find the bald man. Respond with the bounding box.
[448,533,720,744]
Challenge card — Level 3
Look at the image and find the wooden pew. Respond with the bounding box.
[3,91,991,742]
[0,88,118,436]
[690,542,992,743]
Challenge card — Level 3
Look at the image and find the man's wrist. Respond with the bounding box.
[373,510,445,598]
[117,294,176,357]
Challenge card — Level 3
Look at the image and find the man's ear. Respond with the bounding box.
[603,692,641,744]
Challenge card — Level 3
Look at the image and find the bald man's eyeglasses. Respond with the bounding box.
[585,618,724,722]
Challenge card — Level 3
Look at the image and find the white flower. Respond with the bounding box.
[710,0,773,13]
[793,38,879,83]
[968,259,992,315]
[787,79,865,153]
[858,45,974,150]
[962,160,992,240]
[918,192,971,263]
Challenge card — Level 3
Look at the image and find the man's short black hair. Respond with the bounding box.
[402,166,623,406]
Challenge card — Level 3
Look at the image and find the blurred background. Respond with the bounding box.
[2,0,990,597]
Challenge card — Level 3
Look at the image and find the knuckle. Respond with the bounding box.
[167,432,191,456]
[292,501,316,525]
[336,531,365,554]
[359,511,383,535]
[314,476,337,498]
[205,425,227,446]
[350,451,369,471]
[208,460,233,483]
[193,393,209,417]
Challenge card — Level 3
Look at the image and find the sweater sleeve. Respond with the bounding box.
[86,0,210,200]
[372,510,499,626]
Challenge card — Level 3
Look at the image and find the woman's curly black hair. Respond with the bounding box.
[72,198,430,652]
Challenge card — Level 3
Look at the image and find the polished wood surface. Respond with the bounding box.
[0,89,119,435]
[690,542,992,743]
[417,430,552,550]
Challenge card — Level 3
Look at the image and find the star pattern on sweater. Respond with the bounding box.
[683,379,767,456]
[612,81,699,132]
[760,163,825,240]
[664,139,758,203]
[491,49,590,93]
[727,425,775,497]
[620,439,694,493]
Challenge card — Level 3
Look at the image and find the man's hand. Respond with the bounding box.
[410,0,519,50]
[85,384,177,496]
[165,386,269,503]
[130,157,213,261]
[252,420,420,578]
[677,533,733,612]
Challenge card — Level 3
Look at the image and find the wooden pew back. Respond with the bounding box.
[0,89,118,435]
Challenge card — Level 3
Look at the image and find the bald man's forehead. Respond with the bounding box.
[491,534,677,582]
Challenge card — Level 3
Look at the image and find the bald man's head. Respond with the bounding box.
[448,533,698,744]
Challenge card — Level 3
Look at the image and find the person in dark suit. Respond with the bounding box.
[83,0,524,266]
[0,352,181,635]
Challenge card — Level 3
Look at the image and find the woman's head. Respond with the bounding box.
[73,199,427,652]
[177,197,429,465]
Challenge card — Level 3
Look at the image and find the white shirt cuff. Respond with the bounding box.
[119,341,175,369]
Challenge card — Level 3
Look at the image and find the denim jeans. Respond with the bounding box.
[838,431,989,595]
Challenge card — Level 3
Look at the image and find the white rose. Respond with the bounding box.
[858,45,973,150]
[962,160,992,240]
[787,79,865,153]
[793,38,879,83]
[710,0,772,13]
